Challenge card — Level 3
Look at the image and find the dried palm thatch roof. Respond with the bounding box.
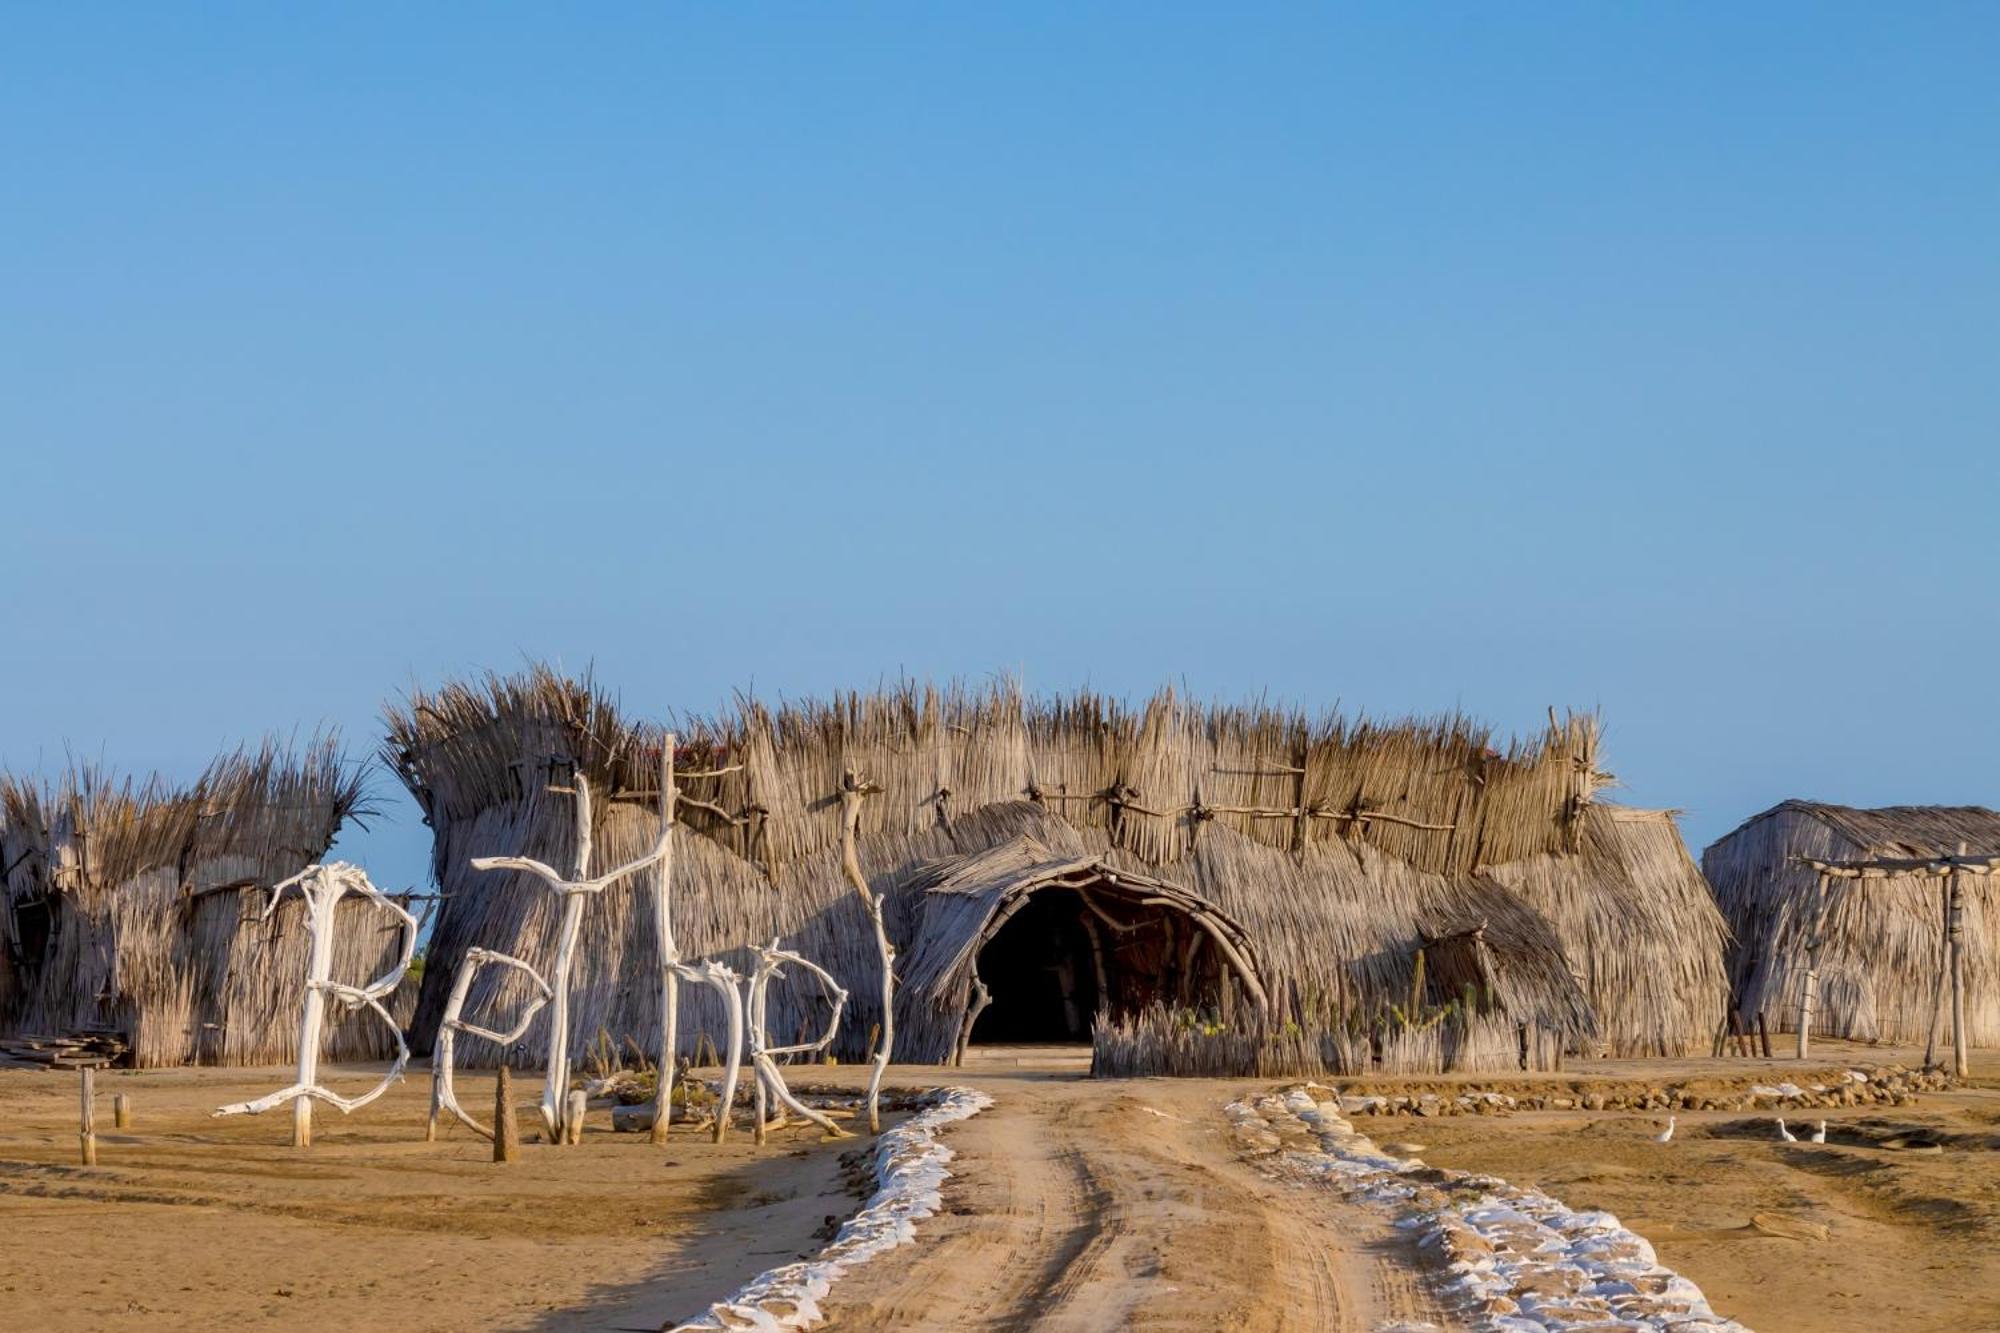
[1704,801,2000,1046]
[1486,805,1730,1056]
[385,668,1671,1076]
[0,740,408,1067]
[385,667,1609,880]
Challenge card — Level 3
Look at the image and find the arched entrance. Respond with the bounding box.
[901,836,1267,1062]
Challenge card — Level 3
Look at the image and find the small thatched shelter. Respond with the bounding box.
[1704,801,2000,1046]
[387,668,1726,1076]
[1487,805,1731,1056]
[0,741,409,1067]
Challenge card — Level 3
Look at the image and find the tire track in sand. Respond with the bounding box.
[821,1074,1450,1331]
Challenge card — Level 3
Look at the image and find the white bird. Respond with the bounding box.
[1654,1115,1676,1144]
[1811,1120,1828,1144]
[1777,1118,1797,1142]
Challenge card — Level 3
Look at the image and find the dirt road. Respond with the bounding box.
[824,1053,1447,1331]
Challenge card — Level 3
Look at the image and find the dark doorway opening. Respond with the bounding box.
[969,889,1101,1043]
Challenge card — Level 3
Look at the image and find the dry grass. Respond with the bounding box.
[0,739,408,1066]
[380,668,1721,1077]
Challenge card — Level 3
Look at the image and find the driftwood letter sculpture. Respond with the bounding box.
[838,768,892,1132]
[745,940,852,1140]
[214,862,417,1146]
[470,764,671,1143]
[672,959,746,1142]
[427,946,555,1140]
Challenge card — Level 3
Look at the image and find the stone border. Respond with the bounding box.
[670,1086,992,1331]
[1230,1086,1749,1331]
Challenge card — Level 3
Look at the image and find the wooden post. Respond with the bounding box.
[1926,874,1951,1068]
[1949,863,1968,1079]
[751,965,769,1146]
[840,768,892,1134]
[1758,1012,1772,1059]
[651,733,679,1146]
[113,1093,131,1130]
[565,1088,588,1145]
[1796,873,1827,1061]
[468,765,673,1147]
[79,1067,97,1166]
[493,1066,518,1163]
[293,881,337,1148]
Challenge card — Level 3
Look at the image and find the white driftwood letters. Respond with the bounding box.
[470,765,671,1143]
[214,862,417,1145]
[429,945,555,1140]
[745,941,852,1140]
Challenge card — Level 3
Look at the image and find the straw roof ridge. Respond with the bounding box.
[0,736,369,892]
[383,666,1607,879]
[1719,800,2000,857]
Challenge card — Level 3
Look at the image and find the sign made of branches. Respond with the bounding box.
[214,862,417,1146]
[427,945,555,1140]
[744,940,851,1141]
[469,764,670,1142]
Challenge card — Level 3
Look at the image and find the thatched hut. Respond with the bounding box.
[1486,805,1731,1056]
[387,669,1727,1076]
[0,741,410,1067]
[1703,801,2000,1046]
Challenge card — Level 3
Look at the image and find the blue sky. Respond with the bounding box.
[3,5,1995,891]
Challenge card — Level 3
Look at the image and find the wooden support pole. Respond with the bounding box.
[293,884,336,1148]
[1949,864,1968,1079]
[1926,874,1951,1069]
[79,1067,97,1167]
[840,767,891,1134]
[565,1089,587,1145]
[493,1066,518,1163]
[1796,873,1827,1061]
[651,733,679,1146]
[1758,1012,1772,1060]
[113,1093,131,1130]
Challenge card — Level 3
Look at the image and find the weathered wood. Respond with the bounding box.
[79,1066,97,1166]
[839,768,892,1134]
[1795,852,2000,878]
[673,960,745,1143]
[1925,876,1951,1068]
[565,1088,588,1145]
[113,1093,131,1130]
[1949,868,1968,1078]
[430,946,553,1140]
[651,734,679,1147]
[743,943,851,1140]
[212,864,417,1139]
[954,973,991,1066]
[493,1066,518,1163]
[1796,873,1827,1061]
[468,765,672,1145]
[1757,1012,1772,1059]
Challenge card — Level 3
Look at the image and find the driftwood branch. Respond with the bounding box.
[214,863,416,1141]
[429,946,554,1141]
[840,767,892,1133]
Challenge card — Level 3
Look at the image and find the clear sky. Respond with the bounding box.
[3,5,1995,892]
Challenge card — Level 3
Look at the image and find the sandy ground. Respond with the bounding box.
[820,1059,1446,1331]
[2,1042,1994,1331]
[1400,1040,2000,1333]
[0,1064,875,1332]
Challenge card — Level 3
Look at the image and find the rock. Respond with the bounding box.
[1584,1092,1605,1111]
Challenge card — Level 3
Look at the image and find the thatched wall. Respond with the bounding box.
[386,670,1632,1074]
[1703,801,2000,1046]
[0,742,410,1067]
[1487,805,1730,1056]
